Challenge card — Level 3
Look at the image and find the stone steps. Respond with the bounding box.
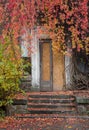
[27,92,77,115]
[7,91,89,118]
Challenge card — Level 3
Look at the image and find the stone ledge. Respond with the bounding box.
[76,97,89,104]
[76,96,89,114]
[13,99,27,105]
[7,104,28,115]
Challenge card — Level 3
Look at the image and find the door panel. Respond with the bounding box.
[53,52,65,91]
[40,39,53,91]
[42,43,50,81]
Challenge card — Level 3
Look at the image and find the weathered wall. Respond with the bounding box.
[31,27,50,91]
[21,26,72,91]
[31,29,40,91]
[65,55,73,89]
[7,99,27,116]
[76,96,89,114]
[31,27,66,91]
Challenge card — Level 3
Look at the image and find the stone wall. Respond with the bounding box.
[76,97,89,115]
[7,99,28,116]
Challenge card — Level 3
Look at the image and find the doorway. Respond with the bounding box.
[39,39,53,91]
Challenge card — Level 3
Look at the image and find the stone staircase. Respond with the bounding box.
[27,92,77,115]
[9,91,89,118]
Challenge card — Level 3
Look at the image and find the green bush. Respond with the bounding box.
[0,37,23,109]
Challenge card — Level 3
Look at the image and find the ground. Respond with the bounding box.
[1,91,89,130]
[0,116,89,130]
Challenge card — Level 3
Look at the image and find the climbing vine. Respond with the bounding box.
[0,0,89,54]
[0,0,89,92]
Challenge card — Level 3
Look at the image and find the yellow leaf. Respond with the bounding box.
[68,126,72,129]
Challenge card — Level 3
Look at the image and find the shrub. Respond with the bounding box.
[0,36,23,110]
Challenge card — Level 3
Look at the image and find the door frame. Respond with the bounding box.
[39,39,53,91]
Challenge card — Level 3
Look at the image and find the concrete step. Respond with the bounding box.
[28,103,76,108]
[15,113,80,118]
[27,108,76,114]
[29,94,75,99]
[28,98,75,103]
[29,91,73,95]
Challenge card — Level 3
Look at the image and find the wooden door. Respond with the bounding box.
[40,39,53,91]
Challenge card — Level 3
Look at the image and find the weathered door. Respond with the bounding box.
[40,39,53,91]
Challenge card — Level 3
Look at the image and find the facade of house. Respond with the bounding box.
[21,26,89,92]
[30,27,72,92]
